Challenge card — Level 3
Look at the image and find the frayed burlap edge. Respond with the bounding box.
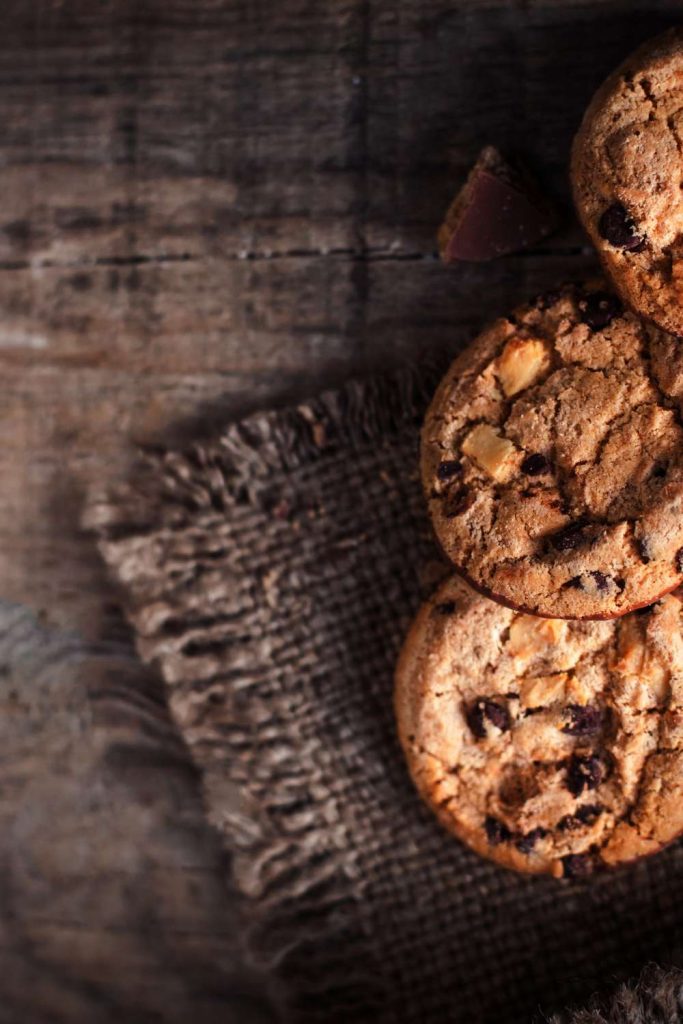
[84,369,436,1023]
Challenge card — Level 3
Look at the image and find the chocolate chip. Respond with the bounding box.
[436,459,462,481]
[561,852,596,879]
[578,291,623,331]
[465,701,487,739]
[652,463,668,479]
[535,288,562,310]
[676,548,683,574]
[597,203,646,252]
[566,571,611,593]
[466,698,510,739]
[435,601,457,615]
[574,804,603,825]
[566,754,604,797]
[558,805,603,831]
[484,700,511,732]
[443,483,474,518]
[515,827,548,853]
[562,705,604,736]
[521,453,552,475]
[591,571,610,593]
[484,816,511,846]
[549,521,590,553]
[637,538,651,564]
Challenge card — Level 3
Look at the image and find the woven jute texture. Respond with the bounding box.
[86,371,683,1024]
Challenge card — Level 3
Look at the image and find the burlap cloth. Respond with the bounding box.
[85,371,683,1024]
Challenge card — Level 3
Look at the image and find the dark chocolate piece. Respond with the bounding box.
[438,146,558,263]
[597,202,646,252]
[578,290,623,330]
[436,459,463,481]
[484,816,511,845]
[549,521,590,553]
[515,827,548,853]
[566,754,604,797]
[466,698,510,739]
[558,805,603,831]
[521,453,552,475]
[443,483,474,518]
[562,705,604,737]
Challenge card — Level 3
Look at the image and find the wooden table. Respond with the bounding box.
[1,2,679,1019]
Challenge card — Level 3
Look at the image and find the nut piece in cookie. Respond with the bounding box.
[519,673,568,709]
[496,337,550,397]
[395,575,683,878]
[461,424,518,481]
[508,615,566,661]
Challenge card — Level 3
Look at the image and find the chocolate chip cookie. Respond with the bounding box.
[572,28,683,335]
[395,574,683,877]
[422,282,683,619]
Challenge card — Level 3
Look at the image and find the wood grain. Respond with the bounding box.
[1,0,682,1019]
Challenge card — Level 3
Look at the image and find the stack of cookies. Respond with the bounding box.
[395,28,683,879]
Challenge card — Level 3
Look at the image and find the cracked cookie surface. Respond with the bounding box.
[422,282,683,618]
[572,28,683,335]
[395,575,683,877]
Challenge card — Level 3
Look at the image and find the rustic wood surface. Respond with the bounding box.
[1,1,681,1020]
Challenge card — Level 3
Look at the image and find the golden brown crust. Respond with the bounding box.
[422,282,683,619]
[571,28,683,334]
[395,575,683,877]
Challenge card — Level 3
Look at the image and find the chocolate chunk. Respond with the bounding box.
[558,805,603,831]
[561,853,596,879]
[443,483,474,518]
[438,146,558,263]
[484,816,511,845]
[521,453,552,475]
[436,459,462,481]
[578,291,623,330]
[562,705,604,736]
[637,538,652,564]
[515,827,548,853]
[535,288,562,310]
[466,698,510,739]
[483,700,511,732]
[435,601,457,615]
[676,548,683,574]
[566,754,604,797]
[566,571,611,593]
[597,203,646,252]
[590,571,610,593]
[574,804,603,825]
[465,701,487,739]
[549,521,590,553]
